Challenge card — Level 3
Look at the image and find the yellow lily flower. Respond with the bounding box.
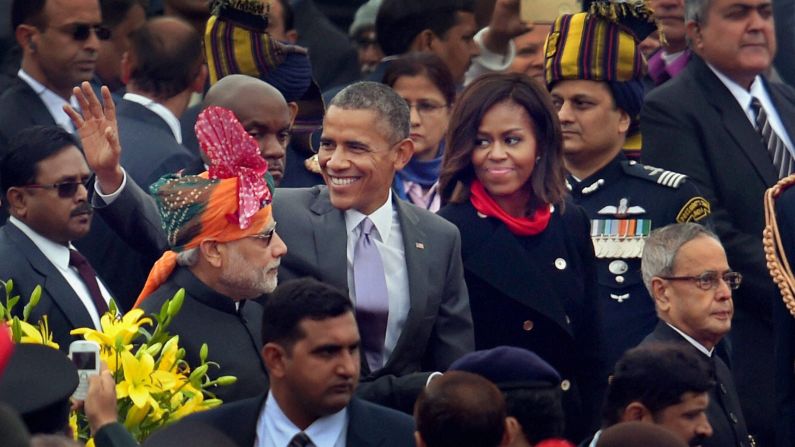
[72,309,152,349]
[16,319,59,349]
[116,350,156,408]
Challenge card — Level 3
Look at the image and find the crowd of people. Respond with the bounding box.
[0,0,794,446]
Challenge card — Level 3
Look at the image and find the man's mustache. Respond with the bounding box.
[70,203,94,217]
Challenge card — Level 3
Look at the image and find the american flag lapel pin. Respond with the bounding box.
[416,242,425,250]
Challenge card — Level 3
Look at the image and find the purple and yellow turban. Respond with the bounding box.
[136,106,274,306]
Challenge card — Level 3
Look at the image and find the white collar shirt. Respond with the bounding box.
[8,217,112,329]
[344,193,410,370]
[17,69,79,133]
[666,322,714,357]
[255,391,348,447]
[707,63,795,154]
[122,92,183,144]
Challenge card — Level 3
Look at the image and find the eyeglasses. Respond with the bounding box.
[659,271,743,291]
[405,100,448,116]
[249,224,277,246]
[55,23,112,41]
[23,178,91,198]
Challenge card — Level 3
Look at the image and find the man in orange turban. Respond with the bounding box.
[67,81,287,404]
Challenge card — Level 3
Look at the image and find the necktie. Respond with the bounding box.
[69,249,109,316]
[751,97,794,178]
[353,217,389,371]
[288,432,314,447]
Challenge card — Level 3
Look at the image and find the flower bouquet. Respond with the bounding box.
[0,280,235,443]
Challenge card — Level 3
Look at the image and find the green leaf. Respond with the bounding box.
[29,286,41,309]
[10,317,21,342]
[4,279,12,299]
[108,298,118,316]
[214,375,237,386]
[6,297,18,314]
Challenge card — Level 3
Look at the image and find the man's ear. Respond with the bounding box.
[651,277,672,313]
[287,101,299,127]
[618,109,631,135]
[685,21,703,51]
[409,29,435,52]
[262,343,288,378]
[191,64,209,93]
[414,431,427,447]
[15,24,37,53]
[622,401,654,422]
[120,51,133,85]
[198,239,223,268]
[393,137,414,171]
[502,416,522,446]
[5,187,28,218]
[286,29,299,44]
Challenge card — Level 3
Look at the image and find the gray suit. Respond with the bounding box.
[273,186,474,412]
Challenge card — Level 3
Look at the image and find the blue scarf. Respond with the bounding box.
[393,144,443,200]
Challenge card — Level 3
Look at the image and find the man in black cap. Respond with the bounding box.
[450,346,567,447]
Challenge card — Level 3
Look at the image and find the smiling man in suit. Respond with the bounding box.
[274,81,473,413]
[639,0,795,441]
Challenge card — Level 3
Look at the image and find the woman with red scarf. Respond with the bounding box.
[438,73,604,444]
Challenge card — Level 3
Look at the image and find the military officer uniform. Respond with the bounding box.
[568,152,711,370]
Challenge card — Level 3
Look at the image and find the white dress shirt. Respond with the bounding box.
[708,63,795,154]
[666,322,714,357]
[17,69,79,133]
[122,92,183,144]
[8,217,112,329]
[255,391,348,447]
[344,194,411,370]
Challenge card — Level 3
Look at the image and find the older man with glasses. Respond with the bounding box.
[639,223,753,447]
[0,0,111,154]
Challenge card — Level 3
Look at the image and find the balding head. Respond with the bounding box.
[203,75,297,185]
[123,16,205,101]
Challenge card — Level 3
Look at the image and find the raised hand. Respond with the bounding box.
[64,82,124,194]
[484,0,532,54]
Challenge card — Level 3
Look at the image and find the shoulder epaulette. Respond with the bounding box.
[621,160,688,188]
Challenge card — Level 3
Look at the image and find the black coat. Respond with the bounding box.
[438,200,604,441]
[139,267,269,404]
[641,322,751,447]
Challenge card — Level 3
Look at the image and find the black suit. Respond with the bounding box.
[153,395,415,447]
[641,322,751,447]
[640,55,795,444]
[0,78,55,155]
[0,223,105,350]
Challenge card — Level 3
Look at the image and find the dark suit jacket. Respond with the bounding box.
[438,200,604,441]
[641,322,751,447]
[272,186,474,412]
[156,395,415,447]
[641,55,795,322]
[771,185,795,446]
[0,78,55,155]
[640,56,792,444]
[76,99,199,308]
[0,223,101,350]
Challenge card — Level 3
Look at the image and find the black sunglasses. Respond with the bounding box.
[56,23,112,41]
[23,178,91,198]
[249,224,277,246]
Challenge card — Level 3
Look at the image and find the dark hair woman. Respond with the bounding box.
[438,72,604,441]
[384,52,455,212]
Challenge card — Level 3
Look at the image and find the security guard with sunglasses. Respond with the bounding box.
[544,0,712,370]
[0,0,111,157]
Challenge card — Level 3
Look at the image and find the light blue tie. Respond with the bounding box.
[353,217,389,371]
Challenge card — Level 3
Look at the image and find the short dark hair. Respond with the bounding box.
[1,126,80,197]
[383,52,456,107]
[415,371,506,447]
[329,81,410,142]
[504,388,565,443]
[375,0,475,56]
[11,0,46,30]
[261,278,353,349]
[602,343,715,427]
[439,72,568,210]
[127,17,203,100]
[99,0,148,28]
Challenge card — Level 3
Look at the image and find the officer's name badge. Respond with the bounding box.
[591,219,651,258]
